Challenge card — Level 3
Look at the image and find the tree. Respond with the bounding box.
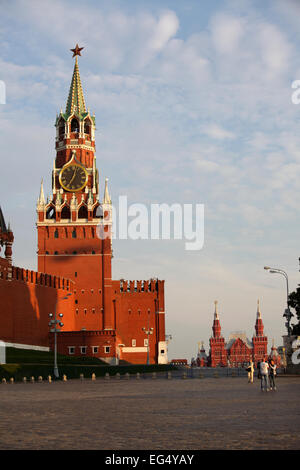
[288,287,300,335]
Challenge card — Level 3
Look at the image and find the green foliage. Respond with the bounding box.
[288,287,300,335]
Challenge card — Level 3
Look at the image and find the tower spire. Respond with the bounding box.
[37,178,46,207]
[214,300,219,319]
[66,46,86,118]
[257,298,261,319]
[103,178,112,204]
[212,300,221,338]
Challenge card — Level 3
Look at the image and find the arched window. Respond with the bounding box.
[72,229,77,239]
[71,118,79,133]
[58,119,65,137]
[84,120,91,136]
[78,205,88,219]
[94,204,103,218]
[54,229,59,239]
[46,206,55,220]
[61,206,71,219]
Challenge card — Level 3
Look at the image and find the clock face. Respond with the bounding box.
[59,164,88,191]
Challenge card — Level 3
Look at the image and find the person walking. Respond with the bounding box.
[247,360,254,383]
[260,358,270,392]
[269,359,277,391]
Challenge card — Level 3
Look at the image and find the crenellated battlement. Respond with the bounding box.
[119,279,164,293]
[0,265,73,291]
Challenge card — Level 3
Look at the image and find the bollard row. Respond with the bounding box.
[0,369,224,383]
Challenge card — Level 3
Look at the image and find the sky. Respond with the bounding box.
[1,0,300,361]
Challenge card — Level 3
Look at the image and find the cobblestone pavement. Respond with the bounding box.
[0,376,299,450]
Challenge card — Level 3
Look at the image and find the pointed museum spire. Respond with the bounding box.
[214,300,219,319]
[65,46,86,118]
[256,298,262,319]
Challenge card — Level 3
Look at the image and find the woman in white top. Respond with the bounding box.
[260,359,270,391]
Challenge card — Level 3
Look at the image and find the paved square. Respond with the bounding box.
[0,375,299,450]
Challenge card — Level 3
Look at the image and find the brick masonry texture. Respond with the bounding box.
[0,376,299,450]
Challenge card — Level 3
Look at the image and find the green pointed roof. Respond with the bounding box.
[55,52,96,126]
[65,56,87,119]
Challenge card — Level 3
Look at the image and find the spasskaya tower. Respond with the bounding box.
[36,45,113,332]
[35,45,167,365]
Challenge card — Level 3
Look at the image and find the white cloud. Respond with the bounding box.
[202,123,236,140]
[211,13,245,54]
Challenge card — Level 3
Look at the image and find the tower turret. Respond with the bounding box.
[212,300,222,338]
[209,300,227,367]
[252,299,268,364]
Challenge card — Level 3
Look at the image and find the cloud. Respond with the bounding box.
[211,13,245,54]
[201,123,236,140]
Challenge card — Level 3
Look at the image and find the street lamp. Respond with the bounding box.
[49,293,72,378]
[264,266,294,336]
[142,313,153,365]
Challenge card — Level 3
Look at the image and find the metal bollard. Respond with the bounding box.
[125,373,130,380]
[115,372,120,380]
[63,374,67,382]
[2,378,6,384]
[48,376,52,383]
[9,377,14,384]
[105,373,110,380]
[30,376,35,383]
[38,376,43,383]
[80,373,84,381]
[92,373,96,381]
[167,371,172,380]
[182,371,187,379]
[136,372,140,380]
[152,372,157,379]
[23,377,27,384]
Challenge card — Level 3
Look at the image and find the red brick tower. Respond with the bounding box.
[35,46,167,365]
[252,299,268,365]
[209,301,227,367]
[36,46,113,333]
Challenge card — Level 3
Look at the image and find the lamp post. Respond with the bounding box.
[264,266,293,336]
[49,293,71,378]
[142,313,153,365]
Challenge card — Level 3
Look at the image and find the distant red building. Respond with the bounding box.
[192,300,281,367]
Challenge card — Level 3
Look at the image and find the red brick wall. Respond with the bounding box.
[0,265,73,347]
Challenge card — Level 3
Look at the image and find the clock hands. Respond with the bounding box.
[69,167,78,185]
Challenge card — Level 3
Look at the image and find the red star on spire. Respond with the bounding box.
[70,44,84,57]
